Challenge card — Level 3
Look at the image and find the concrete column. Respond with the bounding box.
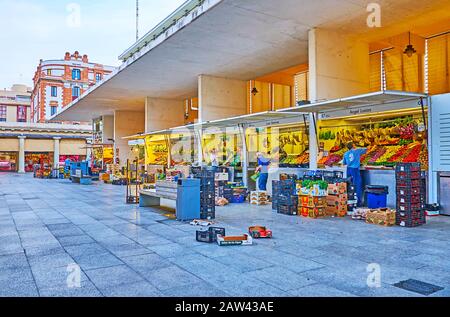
[101,115,115,144]
[198,75,247,122]
[53,137,61,169]
[145,97,185,133]
[18,136,26,173]
[309,113,318,170]
[114,111,145,167]
[308,28,370,102]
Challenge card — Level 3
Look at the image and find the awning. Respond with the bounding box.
[122,111,307,140]
[279,90,427,114]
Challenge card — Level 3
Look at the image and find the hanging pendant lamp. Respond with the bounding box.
[404,32,417,57]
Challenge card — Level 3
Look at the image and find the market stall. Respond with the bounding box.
[25,152,52,173]
[0,152,17,172]
[280,90,429,208]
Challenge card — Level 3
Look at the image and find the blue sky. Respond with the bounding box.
[0,0,186,89]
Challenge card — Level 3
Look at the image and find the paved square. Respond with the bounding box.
[1,172,450,297]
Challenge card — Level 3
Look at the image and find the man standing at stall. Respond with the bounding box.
[256,152,271,191]
[343,142,367,207]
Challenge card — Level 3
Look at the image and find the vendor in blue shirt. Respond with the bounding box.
[256,152,271,191]
[342,143,367,207]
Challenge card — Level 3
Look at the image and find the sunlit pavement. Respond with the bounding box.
[1,172,450,297]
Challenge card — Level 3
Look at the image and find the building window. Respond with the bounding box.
[96,73,102,82]
[47,69,52,76]
[72,86,80,99]
[72,69,81,80]
[51,86,58,97]
[51,106,57,116]
[17,106,27,122]
[0,106,6,122]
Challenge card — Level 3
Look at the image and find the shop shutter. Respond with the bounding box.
[384,48,423,93]
[384,49,404,91]
[427,34,450,95]
[294,72,309,102]
[431,93,450,171]
[248,81,271,113]
[273,84,292,110]
[369,52,382,91]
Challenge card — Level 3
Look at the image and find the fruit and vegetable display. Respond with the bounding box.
[145,139,168,165]
[318,116,428,169]
[279,130,309,167]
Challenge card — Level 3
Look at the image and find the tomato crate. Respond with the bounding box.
[396,179,421,188]
[396,171,422,180]
[396,163,421,173]
[278,195,299,206]
[396,187,422,196]
[397,210,424,219]
[397,201,424,212]
[272,201,278,211]
[396,216,426,227]
[277,204,298,216]
[397,194,423,204]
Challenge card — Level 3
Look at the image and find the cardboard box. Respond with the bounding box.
[326,194,348,207]
[300,195,327,208]
[299,206,326,218]
[325,205,347,217]
[365,208,396,226]
[327,183,347,195]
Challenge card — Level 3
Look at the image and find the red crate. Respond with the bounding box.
[397,210,424,219]
[397,194,423,204]
[396,171,421,180]
[397,201,424,212]
[396,179,421,188]
[396,163,421,173]
[396,187,422,196]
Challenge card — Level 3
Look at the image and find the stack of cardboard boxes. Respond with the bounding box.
[326,183,348,217]
[299,195,327,218]
[250,191,269,205]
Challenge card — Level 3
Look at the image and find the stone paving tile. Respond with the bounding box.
[145,265,203,291]
[213,253,274,273]
[0,252,29,269]
[246,267,316,292]
[71,252,124,271]
[39,283,102,297]
[63,243,109,258]
[24,245,67,258]
[120,253,169,276]
[107,243,153,258]
[146,242,196,259]
[0,267,39,297]
[28,252,75,270]
[31,265,90,290]
[56,235,96,247]
[85,265,144,290]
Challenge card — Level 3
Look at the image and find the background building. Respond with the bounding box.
[0,84,32,123]
[31,51,115,123]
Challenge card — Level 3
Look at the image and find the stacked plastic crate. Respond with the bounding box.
[396,163,426,227]
[194,170,216,220]
[272,180,280,211]
[276,179,298,216]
